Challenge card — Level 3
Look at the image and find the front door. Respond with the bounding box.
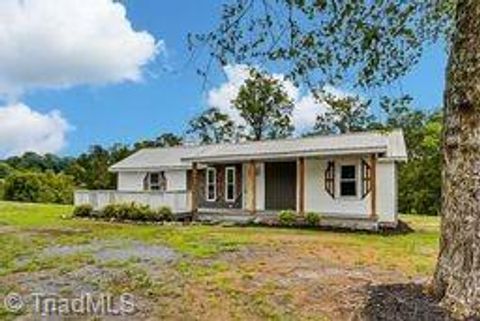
[265,161,297,210]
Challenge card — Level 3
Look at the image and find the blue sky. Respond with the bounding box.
[0,1,447,157]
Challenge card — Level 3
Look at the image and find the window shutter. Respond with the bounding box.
[325,161,335,198]
[361,159,372,198]
[143,174,149,191]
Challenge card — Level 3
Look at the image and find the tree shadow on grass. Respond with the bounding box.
[353,283,455,321]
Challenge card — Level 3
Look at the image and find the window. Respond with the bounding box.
[206,167,217,201]
[148,172,166,191]
[340,165,357,197]
[225,167,236,202]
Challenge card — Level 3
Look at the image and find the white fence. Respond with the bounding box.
[74,190,191,213]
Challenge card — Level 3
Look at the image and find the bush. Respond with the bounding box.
[102,204,119,220]
[99,203,169,222]
[305,212,321,226]
[158,206,173,221]
[4,172,74,204]
[73,204,93,218]
[73,202,174,223]
[278,210,297,226]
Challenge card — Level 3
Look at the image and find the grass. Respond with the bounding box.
[0,201,441,320]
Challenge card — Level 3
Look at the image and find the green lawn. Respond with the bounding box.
[0,201,440,320]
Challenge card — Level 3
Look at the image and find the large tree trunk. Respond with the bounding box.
[434,0,480,318]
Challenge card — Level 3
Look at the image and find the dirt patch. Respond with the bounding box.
[0,225,17,234]
[3,265,155,321]
[210,244,444,320]
[14,265,118,295]
[25,227,91,237]
[42,241,178,264]
[95,243,177,264]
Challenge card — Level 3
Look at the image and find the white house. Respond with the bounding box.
[74,130,407,229]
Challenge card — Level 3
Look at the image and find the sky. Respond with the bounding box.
[0,0,448,158]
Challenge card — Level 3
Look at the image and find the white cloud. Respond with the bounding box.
[0,103,70,157]
[0,0,161,98]
[207,64,327,132]
[207,65,251,123]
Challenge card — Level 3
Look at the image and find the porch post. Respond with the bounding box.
[298,157,305,215]
[191,162,198,217]
[370,154,377,219]
[247,160,256,214]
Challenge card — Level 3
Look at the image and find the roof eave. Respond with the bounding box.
[183,146,388,163]
[109,164,192,173]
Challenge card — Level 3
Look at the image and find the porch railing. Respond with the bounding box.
[74,190,191,213]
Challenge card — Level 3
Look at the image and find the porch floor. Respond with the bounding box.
[197,209,382,231]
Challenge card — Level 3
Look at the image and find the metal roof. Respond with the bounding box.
[110,130,407,171]
[184,129,407,163]
[109,146,203,172]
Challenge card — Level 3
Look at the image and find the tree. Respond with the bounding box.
[4,152,72,173]
[195,1,480,317]
[232,69,294,141]
[187,108,236,144]
[133,132,183,150]
[0,162,14,179]
[311,93,375,135]
[397,112,442,215]
[433,2,480,317]
[154,133,183,147]
[4,172,74,204]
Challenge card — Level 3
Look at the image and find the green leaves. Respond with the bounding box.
[309,92,375,135]
[192,0,454,89]
[232,68,294,140]
[187,108,237,144]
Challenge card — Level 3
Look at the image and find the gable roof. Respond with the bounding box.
[110,130,407,172]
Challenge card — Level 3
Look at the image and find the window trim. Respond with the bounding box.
[339,164,358,198]
[205,167,217,202]
[225,166,236,202]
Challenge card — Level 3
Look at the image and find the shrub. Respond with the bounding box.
[278,210,297,226]
[126,203,155,221]
[157,206,173,221]
[305,212,321,226]
[4,172,74,204]
[102,204,120,220]
[99,203,165,222]
[73,204,93,218]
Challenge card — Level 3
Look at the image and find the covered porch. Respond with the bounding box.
[189,154,380,220]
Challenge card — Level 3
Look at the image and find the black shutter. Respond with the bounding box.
[361,159,372,198]
[325,161,335,198]
[143,174,149,191]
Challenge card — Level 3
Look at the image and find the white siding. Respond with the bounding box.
[376,160,397,223]
[75,190,190,213]
[304,156,370,218]
[165,170,187,191]
[118,170,188,192]
[118,172,145,191]
[304,156,398,223]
